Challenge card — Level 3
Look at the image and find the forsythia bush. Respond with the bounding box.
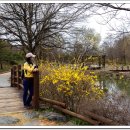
[39,62,104,111]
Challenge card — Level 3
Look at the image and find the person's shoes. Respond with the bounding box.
[24,105,28,109]
[26,104,33,109]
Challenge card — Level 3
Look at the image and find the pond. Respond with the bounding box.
[96,73,130,125]
[98,73,130,97]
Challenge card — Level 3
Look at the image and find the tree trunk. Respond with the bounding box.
[0,62,3,69]
[123,54,126,65]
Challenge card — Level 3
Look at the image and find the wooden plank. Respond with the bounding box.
[0,95,21,100]
[0,106,26,113]
[0,87,16,90]
[0,88,22,93]
[0,88,22,92]
[0,88,20,92]
[0,101,23,108]
[0,88,18,90]
[0,92,20,95]
[0,98,22,103]
[0,91,21,94]
[0,90,19,94]
[0,93,21,97]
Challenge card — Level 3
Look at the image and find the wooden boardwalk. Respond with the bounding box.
[0,87,25,114]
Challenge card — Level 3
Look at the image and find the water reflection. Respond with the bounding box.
[98,74,130,97]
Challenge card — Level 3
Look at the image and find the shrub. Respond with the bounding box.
[9,60,18,65]
[39,62,104,111]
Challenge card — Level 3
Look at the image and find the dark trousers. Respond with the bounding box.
[23,78,34,106]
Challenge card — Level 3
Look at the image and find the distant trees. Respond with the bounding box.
[69,28,101,62]
[93,3,130,65]
[0,40,9,69]
[33,27,101,63]
[0,40,23,69]
[102,34,130,64]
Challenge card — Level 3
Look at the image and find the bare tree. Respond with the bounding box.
[0,3,94,54]
[97,4,130,12]
[69,27,101,62]
[93,3,130,64]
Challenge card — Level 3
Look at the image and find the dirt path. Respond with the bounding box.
[0,110,63,126]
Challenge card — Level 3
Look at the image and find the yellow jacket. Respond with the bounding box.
[23,62,35,78]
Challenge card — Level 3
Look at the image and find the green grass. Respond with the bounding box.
[65,114,91,126]
[70,117,91,125]
[0,60,24,74]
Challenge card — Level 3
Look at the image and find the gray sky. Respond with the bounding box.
[81,4,130,44]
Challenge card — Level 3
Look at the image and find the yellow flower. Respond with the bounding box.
[52,79,58,84]
[66,81,70,85]
[40,62,104,101]
[119,75,124,79]
[90,71,95,74]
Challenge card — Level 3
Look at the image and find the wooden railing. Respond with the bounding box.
[11,65,22,89]
[110,65,130,72]
[11,65,39,109]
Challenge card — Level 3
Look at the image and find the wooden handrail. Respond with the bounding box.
[53,105,100,125]
[84,111,120,125]
[39,97,66,108]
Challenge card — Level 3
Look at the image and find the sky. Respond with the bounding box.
[77,4,130,44]
[74,15,112,45]
[84,16,108,42]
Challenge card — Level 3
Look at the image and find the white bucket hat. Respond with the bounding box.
[26,52,36,58]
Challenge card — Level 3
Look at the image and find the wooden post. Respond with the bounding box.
[14,65,17,87]
[17,65,22,89]
[102,55,106,68]
[127,66,129,70]
[121,66,123,70]
[33,71,39,110]
[98,56,101,68]
[11,68,14,87]
[12,65,17,87]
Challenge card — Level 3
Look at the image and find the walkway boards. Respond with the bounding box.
[0,87,26,113]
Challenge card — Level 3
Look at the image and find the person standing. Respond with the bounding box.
[23,52,38,108]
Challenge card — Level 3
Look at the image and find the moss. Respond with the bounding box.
[70,117,91,125]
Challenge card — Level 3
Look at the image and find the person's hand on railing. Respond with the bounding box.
[33,68,38,72]
[34,65,38,69]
